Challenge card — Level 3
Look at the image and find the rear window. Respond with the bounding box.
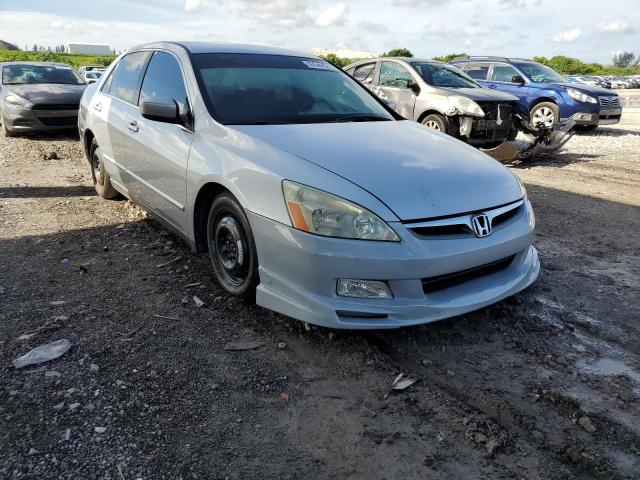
[108,52,149,104]
[191,53,392,125]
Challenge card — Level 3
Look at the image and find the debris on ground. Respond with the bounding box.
[156,256,182,268]
[13,339,72,369]
[193,296,205,308]
[152,314,180,321]
[184,282,202,289]
[578,416,597,433]
[42,151,59,160]
[280,392,290,401]
[94,427,107,434]
[278,342,286,349]
[485,437,501,458]
[224,341,265,351]
[384,373,419,398]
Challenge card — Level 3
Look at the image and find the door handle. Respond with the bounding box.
[127,119,139,133]
[94,102,102,111]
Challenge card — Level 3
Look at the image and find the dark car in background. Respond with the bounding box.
[451,57,622,130]
[0,61,86,137]
[345,57,520,148]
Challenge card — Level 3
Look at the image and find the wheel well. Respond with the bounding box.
[83,129,95,161]
[193,182,230,253]
[529,97,557,111]
[417,109,445,123]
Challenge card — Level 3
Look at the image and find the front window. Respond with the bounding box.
[192,54,393,125]
[2,64,85,85]
[379,61,414,88]
[516,63,566,84]
[411,62,478,88]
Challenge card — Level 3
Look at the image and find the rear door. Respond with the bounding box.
[374,61,418,119]
[91,51,149,189]
[124,50,193,234]
[484,63,529,104]
[460,63,490,82]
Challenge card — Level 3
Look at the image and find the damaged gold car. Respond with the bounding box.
[345,57,573,161]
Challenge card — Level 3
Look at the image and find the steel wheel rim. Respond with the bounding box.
[425,119,441,130]
[213,214,248,286]
[533,107,555,127]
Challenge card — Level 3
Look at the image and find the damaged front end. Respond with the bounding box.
[446,99,516,149]
[479,108,575,162]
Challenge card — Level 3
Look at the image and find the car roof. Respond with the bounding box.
[128,41,313,59]
[451,57,536,64]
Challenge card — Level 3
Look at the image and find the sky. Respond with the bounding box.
[0,0,637,64]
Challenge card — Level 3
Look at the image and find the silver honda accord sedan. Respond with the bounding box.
[78,42,539,329]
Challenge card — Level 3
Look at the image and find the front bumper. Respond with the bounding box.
[1,103,79,132]
[572,108,622,126]
[248,200,539,329]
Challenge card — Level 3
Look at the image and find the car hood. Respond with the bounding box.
[4,84,86,105]
[553,83,614,97]
[438,87,519,102]
[232,120,522,221]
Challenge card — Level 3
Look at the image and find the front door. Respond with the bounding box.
[124,51,193,234]
[374,61,418,119]
[484,63,529,105]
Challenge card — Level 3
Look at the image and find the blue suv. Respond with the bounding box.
[450,57,622,130]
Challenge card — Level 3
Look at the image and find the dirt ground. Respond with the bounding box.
[1,109,639,479]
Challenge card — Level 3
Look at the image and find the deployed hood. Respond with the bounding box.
[4,84,86,105]
[439,87,518,102]
[554,83,615,97]
[232,120,523,221]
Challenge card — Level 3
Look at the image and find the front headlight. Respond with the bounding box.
[282,181,400,241]
[448,95,484,117]
[4,94,28,106]
[567,88,597,104]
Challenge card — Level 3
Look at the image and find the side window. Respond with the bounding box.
[109,52,149,104]
[379,62,413,88]
[491,64,520,83]
[139,51,188,108]
[100,68,116,94]
[352,63,375,83]
[464,63,490,80]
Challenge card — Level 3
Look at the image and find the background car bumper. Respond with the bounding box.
[572,108,622,126]
[2,103,79,132]
[248,202,539,330]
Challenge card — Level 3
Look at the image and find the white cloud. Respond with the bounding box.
[358,21,390,34]
[392,0,450,6]
[315,3,348,27]
[422,22,467,37]
[553,28,582,43]
[184,0,205,11]
[498,0,541,7]
[595,20,634,34]
[231,0,313,28]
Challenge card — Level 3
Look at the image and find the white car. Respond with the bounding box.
[78,42,539,329]
[82,70,103,84]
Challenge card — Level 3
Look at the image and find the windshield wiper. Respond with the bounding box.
[327,114,392,123]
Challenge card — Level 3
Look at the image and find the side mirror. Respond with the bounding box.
[407,79,421,94]
[511,75,525,84]
[140,98,180,124]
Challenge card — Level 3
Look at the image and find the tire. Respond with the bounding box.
[206,193,259,301]
[421,113,449,133]
[90,139,120,199]
[530,102,559,128]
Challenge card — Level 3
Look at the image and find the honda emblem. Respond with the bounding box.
[471,214,492,237]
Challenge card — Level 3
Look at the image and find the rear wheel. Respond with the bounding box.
[206,193,259,301]
[90,139,120,199]
[530,102,559,128]
[421,113,449,133]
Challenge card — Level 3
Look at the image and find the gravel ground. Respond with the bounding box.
[0,111,639,479]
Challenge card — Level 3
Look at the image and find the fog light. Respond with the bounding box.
[336,279,392,298]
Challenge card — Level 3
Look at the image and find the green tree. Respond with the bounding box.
[382,48,413,58]
[432,52,468,63]
[319,53,351,68]
[612,51,639,68]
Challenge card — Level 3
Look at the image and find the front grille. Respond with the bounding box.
[598,96,620,108]
[422,255,516,293]
[491,204,521,228]
[38,116,78,127]
[32,103,79,111]
[476,102,513,123]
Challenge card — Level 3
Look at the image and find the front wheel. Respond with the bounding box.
[530,102,559,128]
[421,113,449,133]
[207,193,259,301]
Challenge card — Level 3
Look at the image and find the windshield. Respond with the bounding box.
[191,53,394,125]
[516,63,566,84]
[411,62,478,88]
[2,64,85,85]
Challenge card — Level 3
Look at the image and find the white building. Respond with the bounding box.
[65,43,111,55]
